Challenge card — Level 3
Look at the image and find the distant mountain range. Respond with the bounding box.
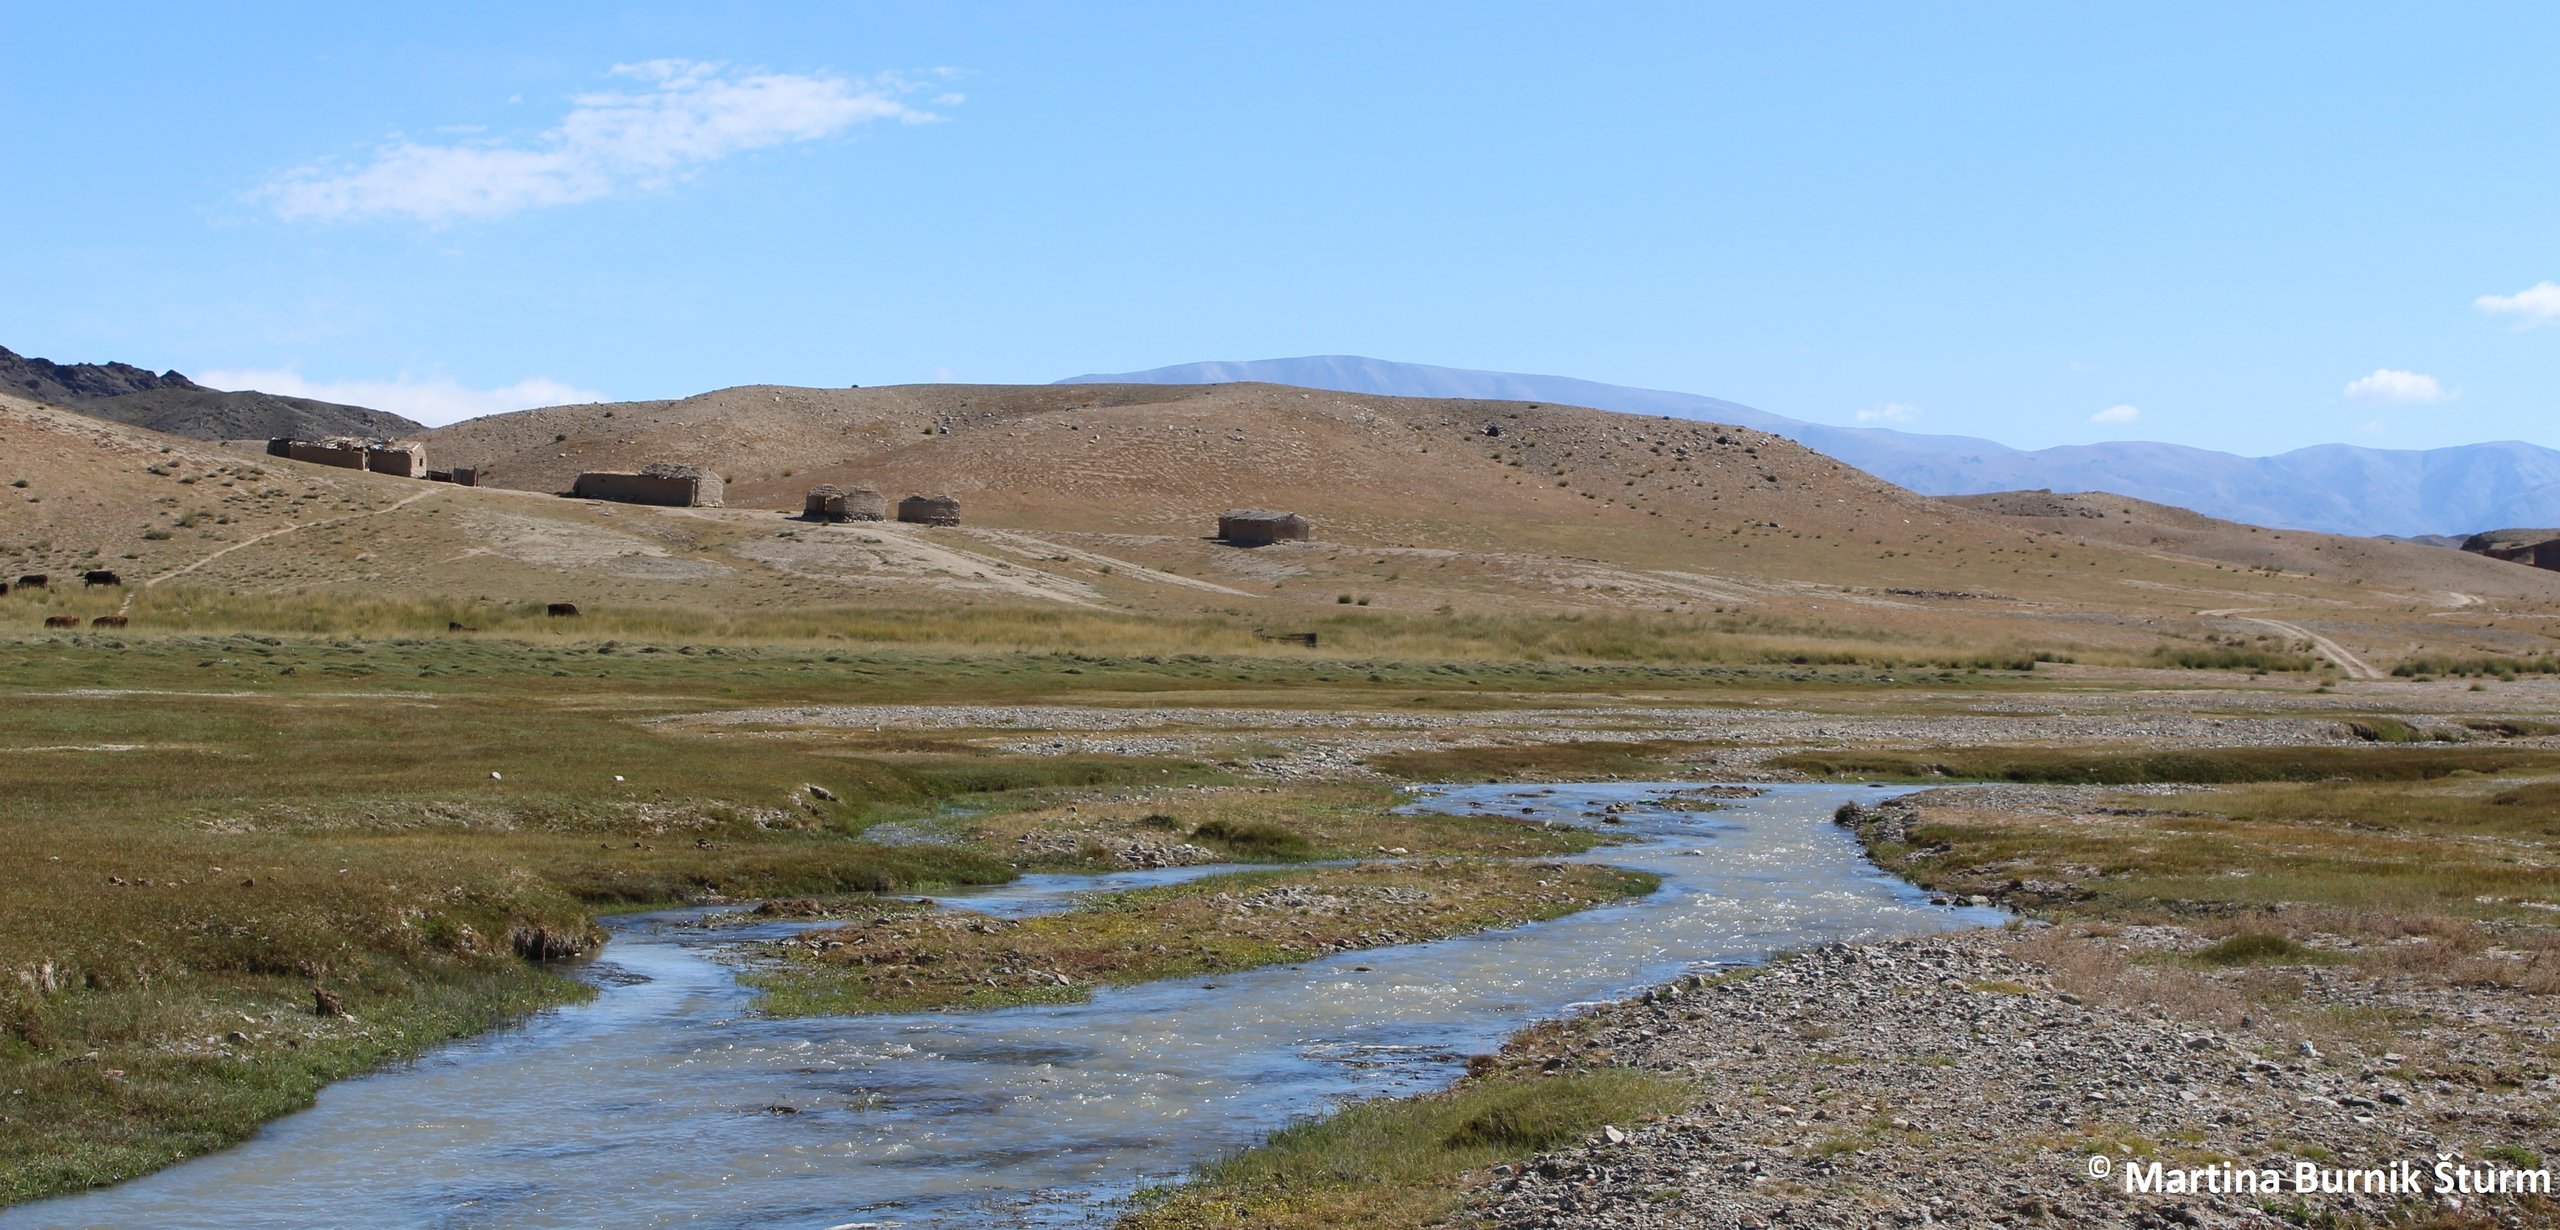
[1,345,423,442]
[1061,356,2560,538]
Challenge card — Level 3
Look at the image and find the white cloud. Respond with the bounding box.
[2476,281,2560,326]
[1854,401,1918,424]
[2089,404,2141,425]
[2342,368,2448,405]
[260,61,952,223]
[199,368,608,427]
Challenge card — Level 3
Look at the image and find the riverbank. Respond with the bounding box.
[1130,770,2560,1228]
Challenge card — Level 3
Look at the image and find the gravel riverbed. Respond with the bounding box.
[1476,928,2560,1229]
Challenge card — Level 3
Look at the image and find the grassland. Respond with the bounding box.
[0,622,1821,1205]
[0,582,2123,671]
[744,861,1657,1016]
[1771,742,2560,785]
[9,608,2559,1217]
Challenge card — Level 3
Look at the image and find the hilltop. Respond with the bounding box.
[0,345,423,443]
[5,378,2555,673]
[1065,355,2560,537]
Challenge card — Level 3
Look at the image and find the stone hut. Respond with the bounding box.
[571,463,724,508]
[803,483,888,522]
[896,494,961,526]
[364,442,426,477]
[1218,509,1313,547]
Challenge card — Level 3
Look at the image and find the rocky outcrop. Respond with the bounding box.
[3,344,425,441]
[0,344,194,402]
[2460,527,2560,571]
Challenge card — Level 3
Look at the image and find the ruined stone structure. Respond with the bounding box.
[266,435,428,476]
[803,483,888,522]
[364,442,425,477]
[571,463,724,508]
[1218,509,1313,546]
[268,437,367,469]
[897,494,961,526]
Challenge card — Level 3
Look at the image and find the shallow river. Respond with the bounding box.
[6,782,1998,1229]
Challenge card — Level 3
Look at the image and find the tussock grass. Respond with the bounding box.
[2390,652,2560,680]
[1188,818,1315,861]
[746,862,1658,1016]
[1771,744,2560,785]
[1123,1069,1691,1229]
[2149,646,2320,672]
[954,785,1610,870]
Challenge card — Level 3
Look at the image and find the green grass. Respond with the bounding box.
[745,861,1658,1016]
[1770,744,2560,785]
[1123,1069,1692,1229]
[2149,646,2320,672]
[2390,652,2560,679]
[1880,788,2560,923]
[1188,818,1316,861]
[90,586,2098,672]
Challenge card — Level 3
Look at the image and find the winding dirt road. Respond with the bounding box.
[2197,607,2381,680]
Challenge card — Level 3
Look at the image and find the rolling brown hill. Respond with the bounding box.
[7,382,2557,672]
[1944,489,2559,602]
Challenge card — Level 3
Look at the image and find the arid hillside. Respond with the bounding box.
[1945,489,2556,602]
[6,384,2557,671]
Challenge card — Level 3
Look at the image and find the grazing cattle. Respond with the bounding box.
[0,583,8,597]
[16,574,46,589]
[546,602,581,618]
[43,615,78,629]
[448,621,480,633]
[83,570,121,587]
[91,615,127,629]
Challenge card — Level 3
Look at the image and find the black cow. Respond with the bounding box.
[83,570,121,587]
[16,574,46,589]
[91,615,128,629]
[546,602,581,617]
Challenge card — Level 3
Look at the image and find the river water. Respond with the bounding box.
[5,782,1998,1229]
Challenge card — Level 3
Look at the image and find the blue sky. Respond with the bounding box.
[6,3,2558,454]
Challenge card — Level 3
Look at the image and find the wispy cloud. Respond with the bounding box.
[260,61,955,224]
[1854,401,1918,424]
[2089,403,2141,425]
[200,367,607,427]
[2342,368,2448,405]
[2476,281,2560,327]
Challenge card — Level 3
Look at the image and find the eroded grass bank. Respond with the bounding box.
[744,862,1656,1017]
